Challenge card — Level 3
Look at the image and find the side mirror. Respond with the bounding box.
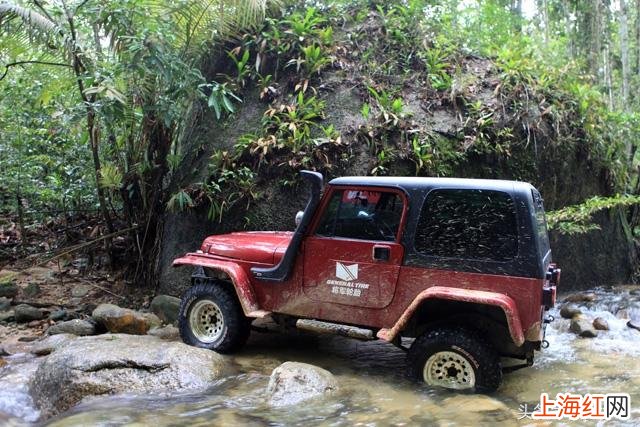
[295,210,304,227]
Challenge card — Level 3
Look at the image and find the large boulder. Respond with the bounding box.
[46,319,97,336]
[92,304,160,334]
[14,304,44,323]
[150,295,181,325]
[31,334,77,356]
[29,334,229,418]
[266,362,338,407]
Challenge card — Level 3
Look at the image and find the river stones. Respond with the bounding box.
[266,362,338,407]
[150,295,181,325]
[71,284,92,298]
[29,334,229,418]
[0,282,18,299]
[437,395,516,425]
[592,317,609,331]
[569,316,598,338]
[23,283,41,298]
[560,304,582,319]
[563,292,597,303]
[14,304,44,323]
[628,319,640,331]
[46,319,97,336]
[92,304,160,335]
[0,297,11,312]
[147,325,180,340]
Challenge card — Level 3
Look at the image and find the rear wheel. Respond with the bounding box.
[179,281,250,353]
[407,327,502,392]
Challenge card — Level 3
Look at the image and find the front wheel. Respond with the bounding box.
[178,281,250,353]
[407,327,502,392]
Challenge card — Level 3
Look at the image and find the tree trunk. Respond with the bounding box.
[591,0,603,78]
[620,0,630,111]
[636,0,640,75]
[15,192,26,246]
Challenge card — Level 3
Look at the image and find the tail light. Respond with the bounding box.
[542,264,560,310]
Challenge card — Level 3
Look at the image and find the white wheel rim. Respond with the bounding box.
[423,350,476,390]
[189,299,224,343]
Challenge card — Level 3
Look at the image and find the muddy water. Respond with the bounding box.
[2,287,640,426]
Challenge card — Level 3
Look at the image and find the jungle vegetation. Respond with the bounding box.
[2,0,640,282]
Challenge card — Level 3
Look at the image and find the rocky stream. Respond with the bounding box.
[0,287,638,426]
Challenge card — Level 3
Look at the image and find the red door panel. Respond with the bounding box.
[302,236,403,309]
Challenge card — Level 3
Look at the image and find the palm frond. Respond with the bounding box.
[0,2,59,36]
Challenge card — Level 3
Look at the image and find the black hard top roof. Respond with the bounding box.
[328,176,535,194]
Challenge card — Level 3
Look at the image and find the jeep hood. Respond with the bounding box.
[201,231,292,264]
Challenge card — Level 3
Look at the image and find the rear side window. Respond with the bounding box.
[532,189,550,259]
[415,189,518,261]
[316,189,404,241]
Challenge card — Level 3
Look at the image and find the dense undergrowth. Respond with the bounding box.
[168,1,640,235]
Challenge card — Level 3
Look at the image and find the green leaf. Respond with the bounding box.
[208,93,221,119]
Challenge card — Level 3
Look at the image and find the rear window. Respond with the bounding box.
[414,189,518,261]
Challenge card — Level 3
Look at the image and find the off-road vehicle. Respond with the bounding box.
[174,171,559,392]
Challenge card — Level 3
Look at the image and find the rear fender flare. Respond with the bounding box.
[377,286,525,346]
[173,254,259,315]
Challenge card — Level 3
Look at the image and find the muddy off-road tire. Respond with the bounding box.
[179,281,251,354]
[407,327,502,392]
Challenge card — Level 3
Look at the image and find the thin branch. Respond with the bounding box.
[74,0,92,15]
[0,60,72,80]
[31,0,56,24]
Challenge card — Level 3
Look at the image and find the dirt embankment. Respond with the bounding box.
[157,6,635,295]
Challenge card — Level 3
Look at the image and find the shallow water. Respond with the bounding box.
[1,287,639,426]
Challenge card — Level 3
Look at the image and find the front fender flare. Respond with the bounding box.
[173,253,262,316]
[377,286,525,346]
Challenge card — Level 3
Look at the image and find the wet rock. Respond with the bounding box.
[18,336,38,342]
[49,310,67,321]
[628,319,640,331]
[71,284,91,298]
[616,309,630,319]
[0,348,10,357]
[150,295,181,325]
[570,316,598,338]
[0,283,18,299]
[564,292,597,303]
[0,311,14,322]
[27,320,42,328]
[267,362,338,407]
[23,283,41,298]
[148,325,180,341]
[31,334,77,356]
[439,395,514,423]
[14,304,44,323]
[92,304,159,335]
[47,319,97,336]
[0,359,6,368]
[29,334,228,418]
[593,317,609,331]
[0,297,11,312]
[560,304,582,319]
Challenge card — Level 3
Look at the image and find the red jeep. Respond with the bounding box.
[173,171,559,392]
